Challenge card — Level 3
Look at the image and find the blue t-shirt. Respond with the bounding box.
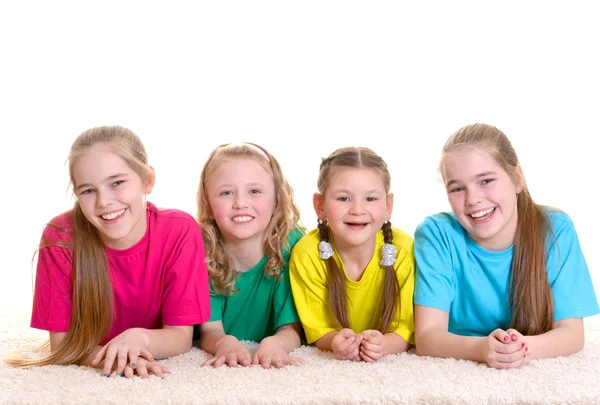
[414,209,599,337]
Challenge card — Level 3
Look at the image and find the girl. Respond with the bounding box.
[197,143,304,369]
[414,123,599,369]
[289,147,415,362]
[9,126,210,378]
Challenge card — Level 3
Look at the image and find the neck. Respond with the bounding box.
[224,237,265,272]
[332,236,376,281]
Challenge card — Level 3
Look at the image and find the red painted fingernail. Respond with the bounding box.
[511,334,517,339]
[526,347,528,352]
[521,342,525,348]
[503,336,509,341]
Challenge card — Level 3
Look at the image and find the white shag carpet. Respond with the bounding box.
[2,310,600,405]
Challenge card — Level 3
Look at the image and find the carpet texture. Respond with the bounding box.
[1,311,599,405]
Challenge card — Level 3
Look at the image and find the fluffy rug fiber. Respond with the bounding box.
[2,311,600,405]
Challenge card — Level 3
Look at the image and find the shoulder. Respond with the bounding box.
[41,210,75,243]
[287,226,307,247]
[148,203,201,239]
[415,212,462,239]
[291,228,319,253]
[543,207,573,230]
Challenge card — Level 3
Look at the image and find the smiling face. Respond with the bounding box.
[442,146,522,251]
[73,144,154,250]
[205,157,276,247]
[315,167,393,253]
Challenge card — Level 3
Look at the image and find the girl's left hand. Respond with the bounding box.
[252,336,304,369]
[92,328,153,377]
[358,330,385,362]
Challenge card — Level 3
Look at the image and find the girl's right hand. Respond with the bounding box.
[202,335,252,368]
[482,328,528,369]
[331,328,363,361]
[120,358,169,379]
[92,328,154,378]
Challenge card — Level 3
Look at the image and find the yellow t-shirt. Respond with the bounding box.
[289,227,415,345]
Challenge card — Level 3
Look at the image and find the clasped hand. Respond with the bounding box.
[482,328,530,369]
[331,328,385,362]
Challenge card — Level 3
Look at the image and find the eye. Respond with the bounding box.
[366,196,378,202]
[448,186,464,193]
[220,190,233,196]
[250,189,261,194]
[112,180,125,187]
[79,189,94,196]
[481,179,494,185]
[337,196,350,202]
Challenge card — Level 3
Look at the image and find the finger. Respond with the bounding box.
[226,353,239,368]
[360,346,382,361]
[289,356,304,366]
[238,352,252,367]
[490,328,510,343]
[495,346,527,364]
[359,350,377,363]
[92,345,108,366]
[202,357,217,367]
[161,364,170,374]
[139,348,154,362]
[251,353,259,365]
[260,356,272,369]
[495,341,524,355]
[272,358,285,369]
[505,329,521,341]
[116,349,128,377]
[360,340,381,352]
[150,362,166,378]
[136,362,150,379]
[213,356,227,368]
[123,365,134,379]
[102,346,118,377]
[128,348,140,371]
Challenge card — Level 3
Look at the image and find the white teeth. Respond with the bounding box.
[102,209,126,220]
[470,208,494,218]
[232,216,253,223]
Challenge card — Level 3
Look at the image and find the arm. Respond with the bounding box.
[518,318,584,360]
[415,305,527,368]
[315,329,363,361]
[199,320,251,367]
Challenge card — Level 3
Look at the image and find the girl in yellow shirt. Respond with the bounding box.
[289,146,415,362]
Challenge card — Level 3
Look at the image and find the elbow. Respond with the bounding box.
[414,332,434,357]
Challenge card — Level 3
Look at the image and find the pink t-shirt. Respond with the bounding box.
[31,202,210,345]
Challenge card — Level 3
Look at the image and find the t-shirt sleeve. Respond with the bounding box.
[208,293,225,322]
[391,245,416,345]
[547,215,600,321]
[161,220,211,326]
[289,250,337,344]
[30,226,74,333]
[414,217,456,312]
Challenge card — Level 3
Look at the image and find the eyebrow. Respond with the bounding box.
[75,173,129,192]
[445,171,497,188]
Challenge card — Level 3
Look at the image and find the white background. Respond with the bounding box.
[1,1,598,313]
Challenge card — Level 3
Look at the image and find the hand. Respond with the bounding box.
[481,328,529,369]
[92,328,153,377]
[202,335,252,368]
[358,329,385,362]
[252,336,304,369]
[119,357,169,379]
[331,328,363,361]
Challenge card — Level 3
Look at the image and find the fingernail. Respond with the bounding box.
[131,363,136,368]
[511,334,517,339]
[119,372,123,377]
[104,374,109,378]
[526,346,528,352]
[521,342,525,348]
[503,336,509,341]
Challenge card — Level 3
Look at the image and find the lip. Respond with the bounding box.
[99,208,127,221]
[467,207,496,222]
[231,214,254,223]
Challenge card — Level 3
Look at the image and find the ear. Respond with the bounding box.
[313,192,325,219]
[386,192,394,221]
[144,166,156,194]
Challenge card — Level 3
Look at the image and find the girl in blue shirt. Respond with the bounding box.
[414,123,599,369]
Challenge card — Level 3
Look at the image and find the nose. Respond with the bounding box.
[95,189,114,208]
[348,199,365,215]
[465,188,483,206]
[233,194,248,209]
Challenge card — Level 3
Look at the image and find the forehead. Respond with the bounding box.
[207,157,272,184]
[72,144,131,184]
[327,167,385,191]
[443,147,503,178]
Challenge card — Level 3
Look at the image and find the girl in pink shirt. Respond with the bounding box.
[9,126,210,378]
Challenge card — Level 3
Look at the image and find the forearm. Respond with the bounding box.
[383,332,413,355]
[270,323,302,352]
[314,330,339,351]
[144,326,193,359]
[417,328,486,362]
[523,323,584,360]
[199,330,228,355]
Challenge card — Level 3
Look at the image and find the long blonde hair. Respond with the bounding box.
[317,146,399,333]
[9,125,153,367]
[440,123,554,335]
[197,143,303,296]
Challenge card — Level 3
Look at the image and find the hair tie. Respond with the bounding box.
[319,241,334,260]
[380,243,396,266]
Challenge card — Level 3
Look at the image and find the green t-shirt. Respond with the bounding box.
[209,228,304,342]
